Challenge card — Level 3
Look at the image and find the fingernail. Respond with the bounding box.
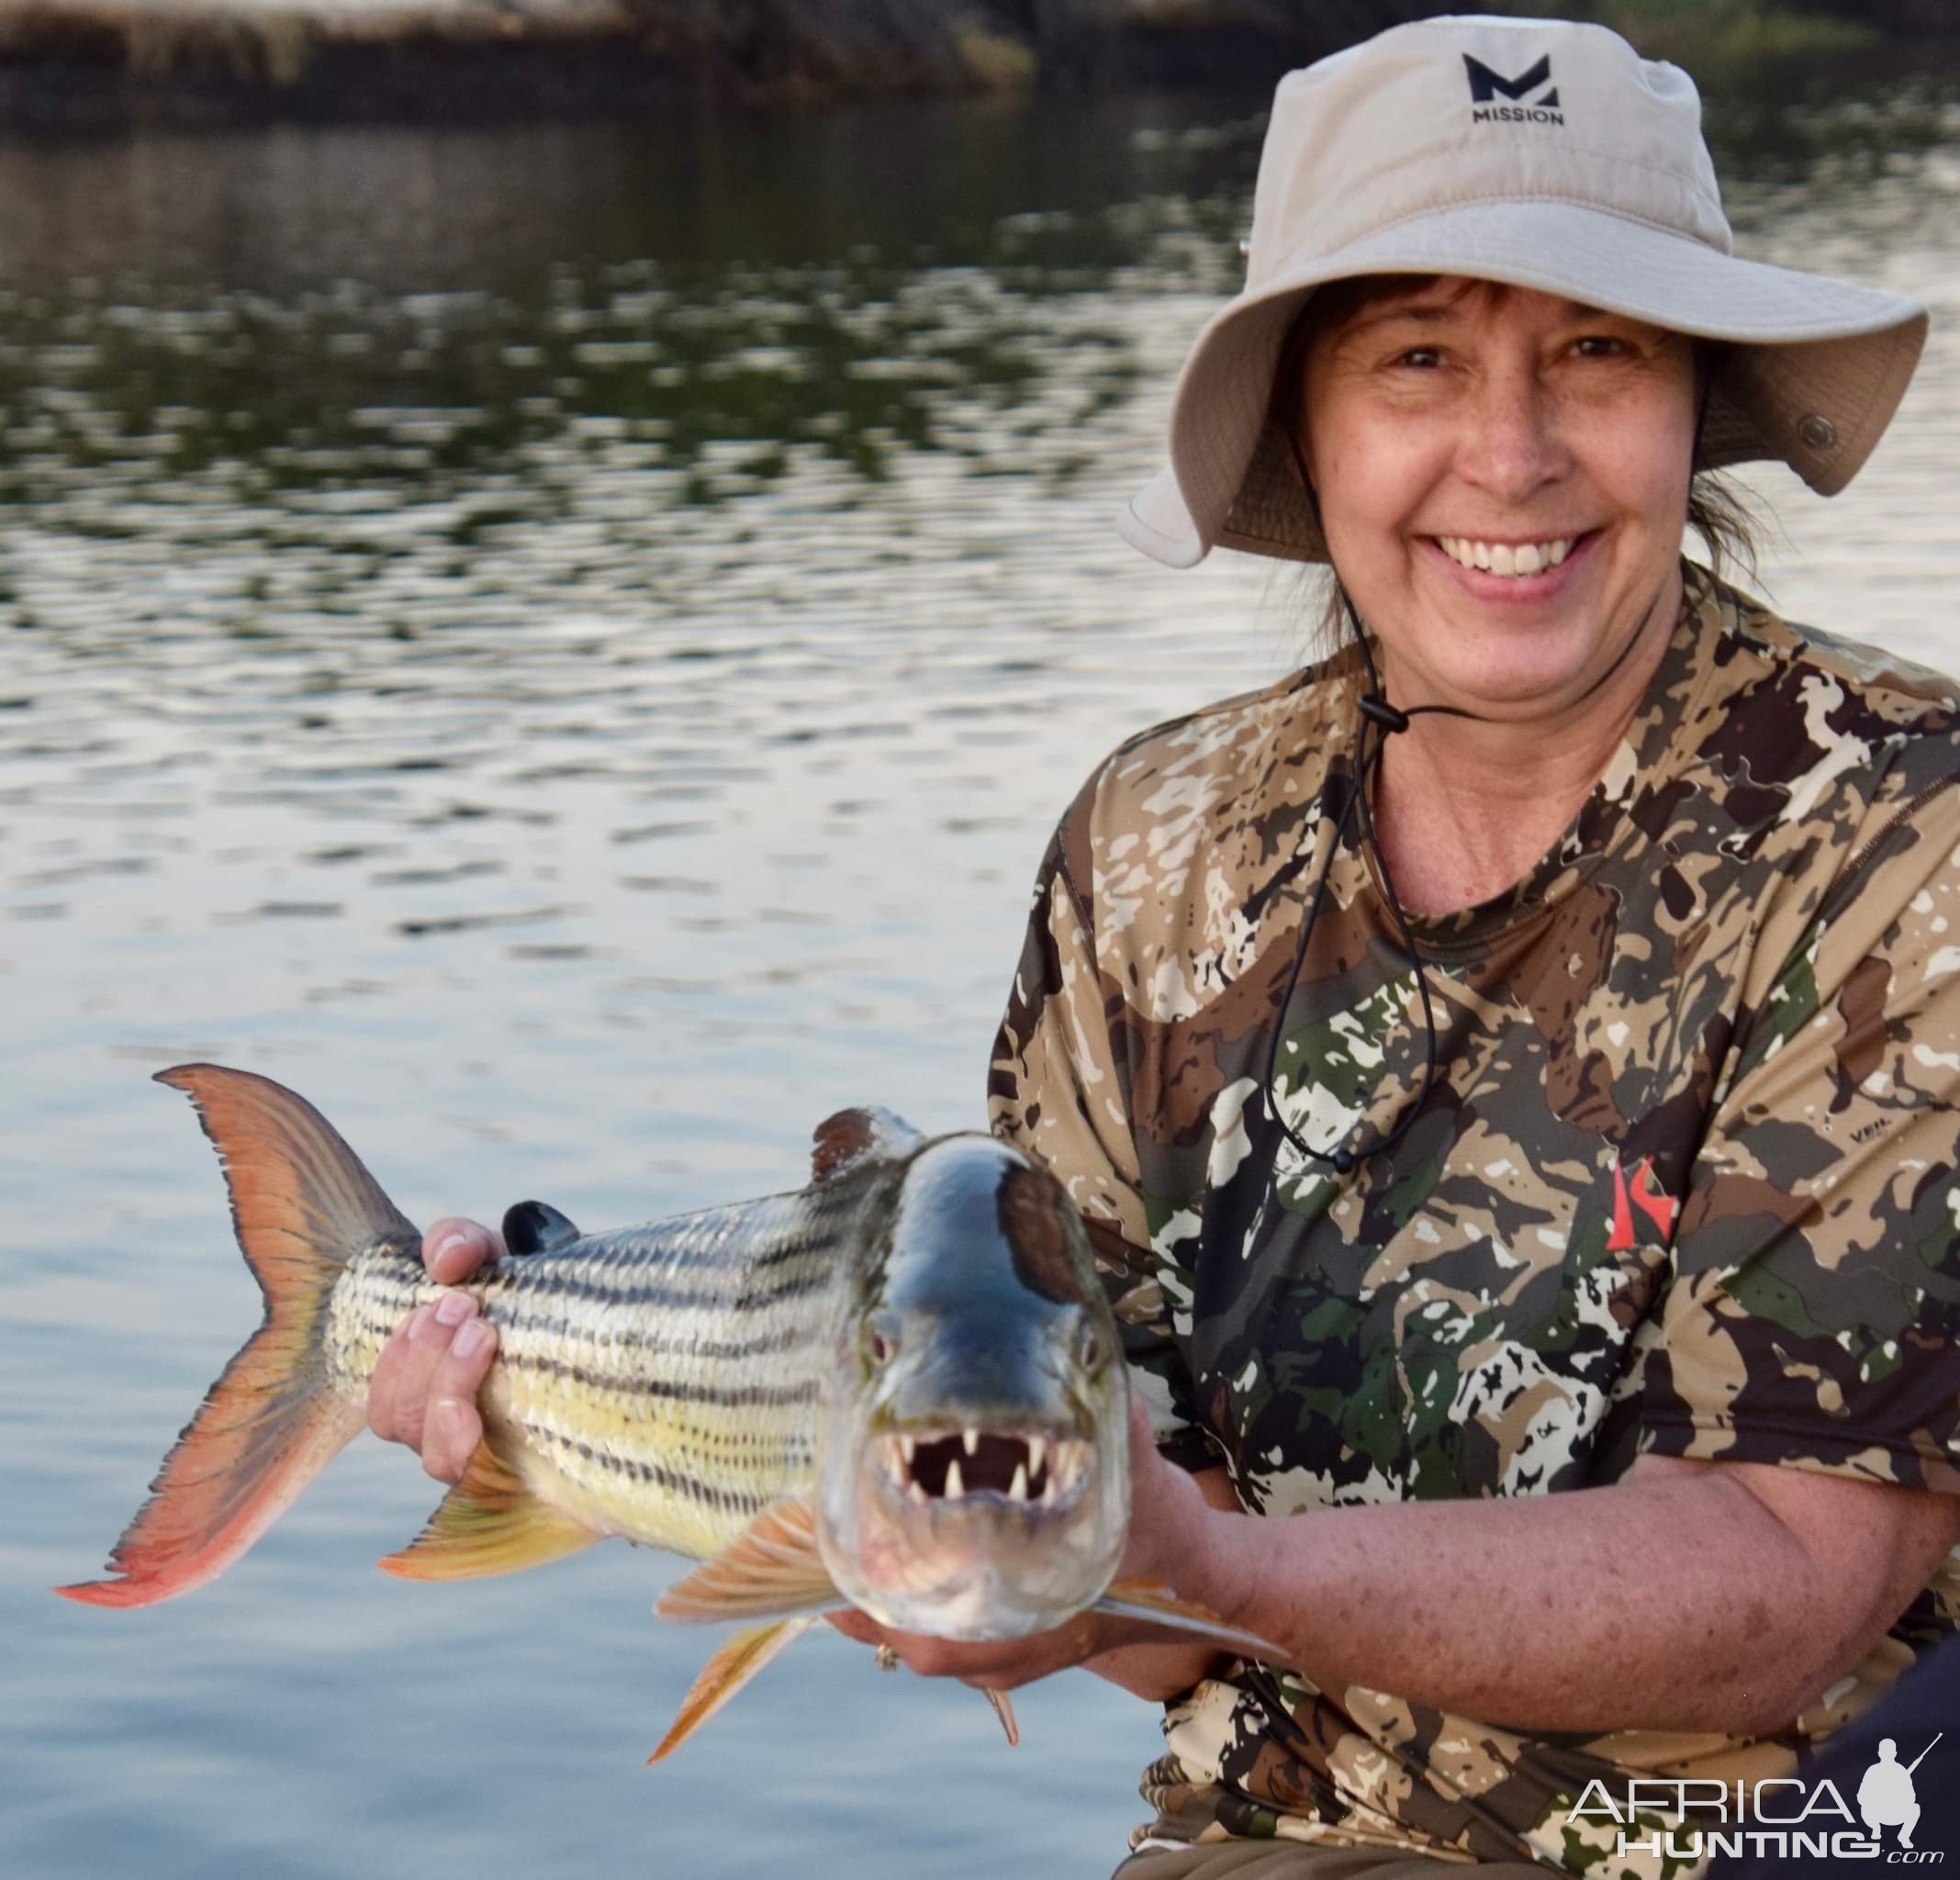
[454,1318,494,1359]
[406,1305,437,1344]
[434,1292,475,1327]
[429,1231,470,1272]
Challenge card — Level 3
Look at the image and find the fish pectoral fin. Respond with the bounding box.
[1094,1580,1291,1666]
[982,1688,1019,1748]
[655,1494,845,1624]
[647,1615,819,1764]
[377,1438,602,1581]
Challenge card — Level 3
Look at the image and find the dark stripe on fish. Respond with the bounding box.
[479,1265,835,1319]
[355,1288,816,1368]
[535,1431,779,1517]
[579,1220,848,1277]
[498,1350,821,1412]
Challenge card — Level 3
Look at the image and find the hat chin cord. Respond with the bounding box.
[1256,589,1455,1178]
[1258,429,1683,1179]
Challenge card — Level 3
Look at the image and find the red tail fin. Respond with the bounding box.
[57,1065,420,1609]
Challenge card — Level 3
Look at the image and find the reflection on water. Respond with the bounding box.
[7,49,1960,1880]
[0,263,1139,500]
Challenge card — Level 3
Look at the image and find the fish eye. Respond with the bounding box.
[862,1316,900,1369]
[1076,1320,1104,1372]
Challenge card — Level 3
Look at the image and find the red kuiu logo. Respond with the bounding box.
[1463,53,1564,126]
[1605,1154,1677,1252]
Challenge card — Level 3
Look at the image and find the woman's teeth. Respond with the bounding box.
[1438,536,1575,576]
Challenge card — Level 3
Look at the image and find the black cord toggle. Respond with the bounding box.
[1357,695,1409,734]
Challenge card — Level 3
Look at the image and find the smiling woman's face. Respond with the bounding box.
[1296,275,1698,719]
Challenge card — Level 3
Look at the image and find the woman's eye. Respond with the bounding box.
[1574,335,1629,360]
[1395,346,1443,369]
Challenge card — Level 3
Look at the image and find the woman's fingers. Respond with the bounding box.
[887,1621,1094,1689]
[367,1292,491,1476]
[422,1215,506,1282]
[365,1216,505,1479]
[821,1606,1095,1689]
[419,1303,498,1482]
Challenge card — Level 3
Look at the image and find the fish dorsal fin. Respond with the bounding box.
[655,1493,845,1624]
[810,1107,924,1184]
[647,1616,820,1763]
[502,1200,582,1258]
[1093,1580,1290,1665]
[377,1438,601,1581]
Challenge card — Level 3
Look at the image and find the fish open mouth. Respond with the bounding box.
[874,1429,1089,1508]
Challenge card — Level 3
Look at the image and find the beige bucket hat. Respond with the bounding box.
[1121,12,1929,569]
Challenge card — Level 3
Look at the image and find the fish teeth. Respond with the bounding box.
[908,1480,927,1506]
[899,1434,915,1466]
[961,1427,979,1458]
[1008,1460,1029,1503]
[944,1457,965,1501]
[1026,1435,1046,1482]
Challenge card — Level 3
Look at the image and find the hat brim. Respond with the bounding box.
[1119,199,1928,568]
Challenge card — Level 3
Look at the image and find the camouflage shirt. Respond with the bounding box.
[988,566,1960,1875]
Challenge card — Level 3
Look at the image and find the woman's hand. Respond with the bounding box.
[826,1381,1230,1696]
[365,1218,505,1483]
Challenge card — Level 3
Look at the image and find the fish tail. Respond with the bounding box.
[56,1065,417,1609]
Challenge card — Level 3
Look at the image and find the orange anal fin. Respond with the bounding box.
[646,1616,818,1763]
[654,1494,845,1624]
[1094,1579,1290,1665]
[377,1439,600,1582]
[983,1687,1019,1748]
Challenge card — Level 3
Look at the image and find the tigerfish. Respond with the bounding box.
[59,1066,1277,1759]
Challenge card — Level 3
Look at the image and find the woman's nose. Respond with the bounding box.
[1457,364,1569,503]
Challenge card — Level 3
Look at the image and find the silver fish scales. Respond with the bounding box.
[328,1186,856,1562]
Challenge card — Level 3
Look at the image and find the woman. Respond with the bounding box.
[368,16,1960,1876]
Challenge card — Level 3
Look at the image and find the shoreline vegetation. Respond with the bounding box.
[0,0,1949,129]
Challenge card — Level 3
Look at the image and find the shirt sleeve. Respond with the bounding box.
[1640,767,1960,1494]
[988,802,1213,1472]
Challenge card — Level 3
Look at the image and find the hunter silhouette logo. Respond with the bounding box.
[1462,52,1565,126]
[1860,1735,1941,1850]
